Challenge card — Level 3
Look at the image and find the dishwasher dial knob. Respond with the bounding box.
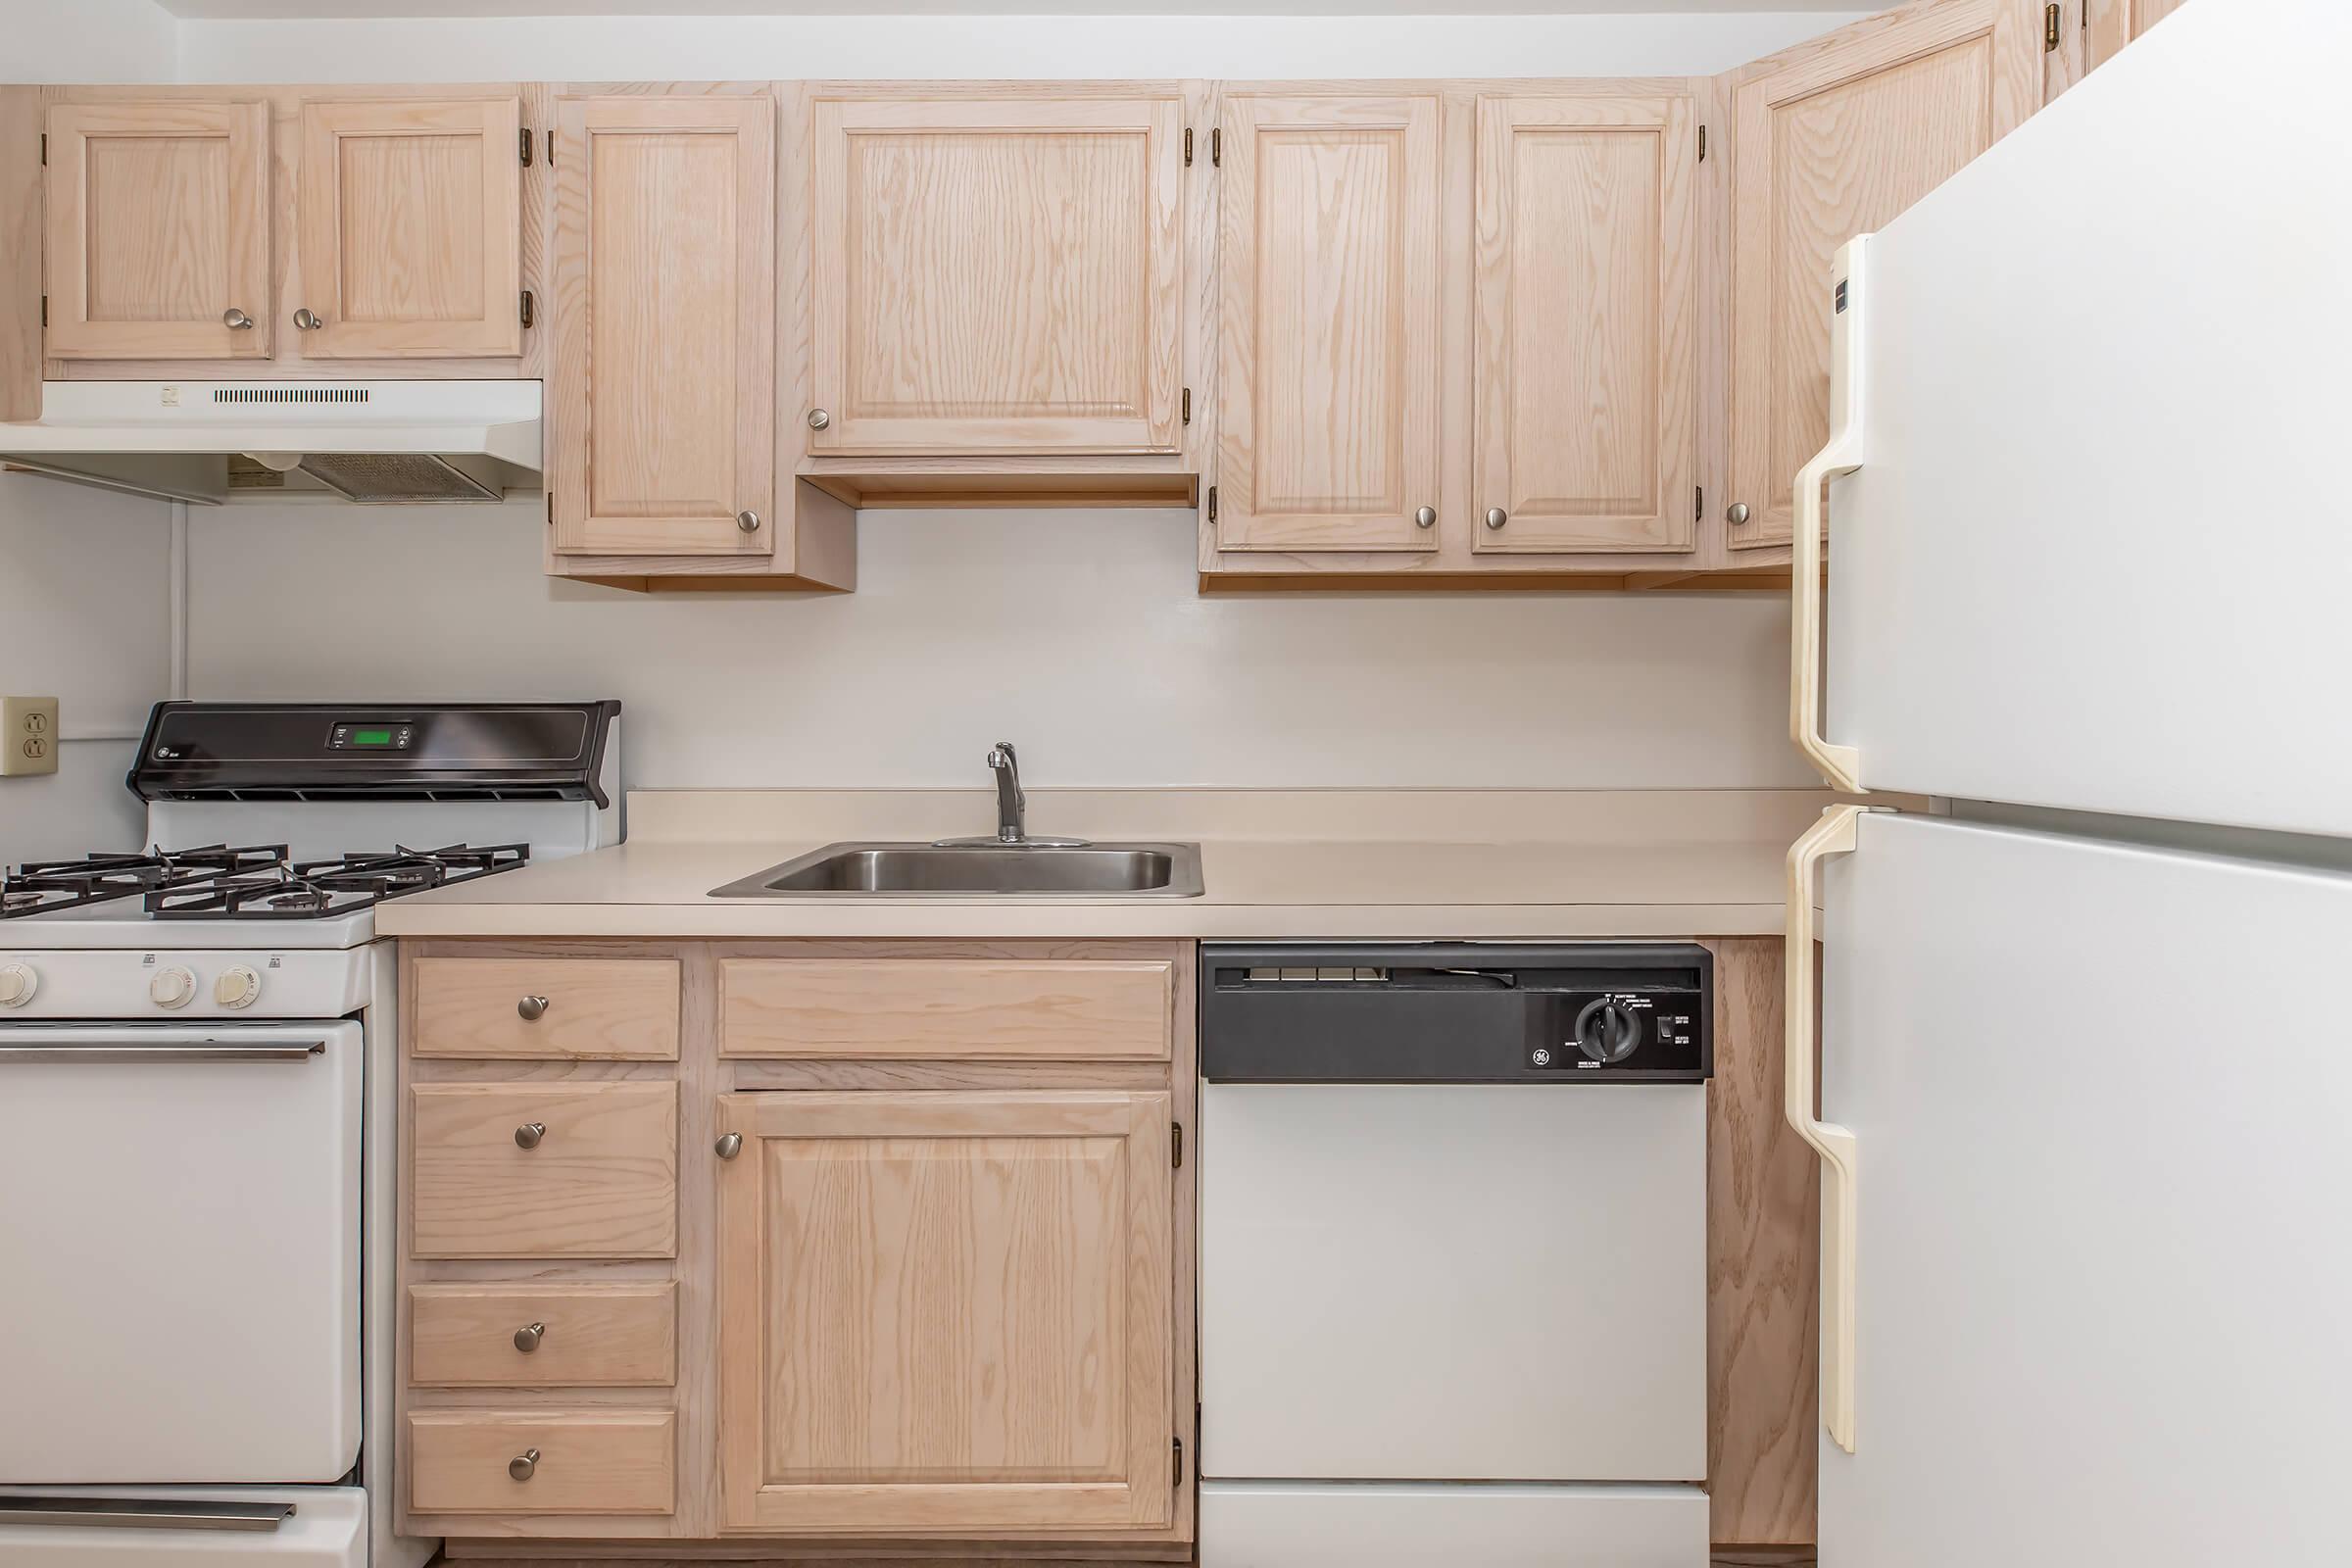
[215,965,263,1008]
[149,965,197,1009]
[1574,1000,1642,1064]
[0,963,37,1007]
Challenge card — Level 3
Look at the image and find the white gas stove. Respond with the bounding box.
[0,701,619,1568]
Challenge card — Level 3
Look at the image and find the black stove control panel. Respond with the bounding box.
[326,720,417,752]
[1201,942,1713,1084]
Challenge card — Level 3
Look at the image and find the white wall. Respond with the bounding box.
[0,0,179,80]
[186,501,1813,792]
[0,473,172,861]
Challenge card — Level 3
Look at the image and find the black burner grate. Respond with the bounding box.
[141,842,531,920]
[0,845,288,918]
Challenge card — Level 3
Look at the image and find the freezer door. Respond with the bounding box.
[1814,810,2352,1564]
[1806,0,2352,837]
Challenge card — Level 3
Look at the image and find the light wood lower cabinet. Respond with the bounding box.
[715,1089,1176,1534]
[400,937,1195,1549]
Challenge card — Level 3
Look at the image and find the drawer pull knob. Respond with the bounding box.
[513,1321,545,1352]
[715,1132,744,1160]
[1485,507,1509,530]
[516,995,550,1021]
[514,1121,546,1150]
[293,308,323,331]
[508,1447,539,1482]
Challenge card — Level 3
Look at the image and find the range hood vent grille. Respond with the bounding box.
[296,451,497,504]
[213,386,371,405]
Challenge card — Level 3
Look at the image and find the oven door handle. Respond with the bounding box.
[0,1497,296,1532]
[0,1041,326,1064]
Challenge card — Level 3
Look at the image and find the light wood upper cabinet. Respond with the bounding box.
[2085,0,2192,74]
[549,93,775,558]
[806,89,1185,457]
[1726,0,2041,549]
[1471,91,1699,555]
[1213,93,1443,553]
[715,1089,1176,1535]
[44,100,271,360]
[294,97,522,358]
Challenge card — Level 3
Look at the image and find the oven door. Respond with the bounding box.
[0,1488,365,1568]
[0,1023,362,1484]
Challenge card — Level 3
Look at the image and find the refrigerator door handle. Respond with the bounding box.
[1790,235,1871,795]
[1787,803,1879,1453]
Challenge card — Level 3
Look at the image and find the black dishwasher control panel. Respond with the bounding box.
[1200,942,1711,1084]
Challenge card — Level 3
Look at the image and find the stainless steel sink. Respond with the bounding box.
[710,841,1205,899]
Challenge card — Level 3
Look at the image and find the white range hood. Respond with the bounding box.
[0,380,542,505]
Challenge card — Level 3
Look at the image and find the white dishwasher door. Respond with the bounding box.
[0,1024,363,1485]
[1200,1082,1705,1483]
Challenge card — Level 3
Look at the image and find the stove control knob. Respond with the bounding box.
[215,965,263,1009]
[1573,999,1642,1065]
[150,965,197,1009]
[0,963,37,1008]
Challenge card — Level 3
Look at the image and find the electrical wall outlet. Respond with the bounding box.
[1,697,60,778]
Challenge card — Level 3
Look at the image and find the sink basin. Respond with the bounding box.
[710,841,1205,899]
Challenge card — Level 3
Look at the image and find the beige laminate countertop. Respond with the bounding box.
[377,788,1834,942]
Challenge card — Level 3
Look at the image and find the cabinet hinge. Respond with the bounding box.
[40,295,47,327]
[1183,127,1193,168]
[1210,127,1221,167]
[39,133,46,167]
[1205,485,1217,523]
[1695,486,1703,523]
[2044,2,2062,50]
[519,289,534,329]
[1172,1122,1183,1167]
[1181,387,1191,426]
[1697,124,1706,163]
[546,491,555,526]
[1174,1438,1185,1487]
[521,127,534,166]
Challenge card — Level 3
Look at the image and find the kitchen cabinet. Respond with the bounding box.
[714,1089,1176,1534]
[1724,0,2042,550]
[1211,91,1443,552]
[43,99,272,361]
[2084,0,2192,73]
[1471,91,1699,555]
[802,88,1187,458]
[548,92,775,561]
[294,97,522,358]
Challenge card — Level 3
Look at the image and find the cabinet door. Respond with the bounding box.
[294,97,521,359]
[716,1090,1175,1535]
[44,100,270,360]
[808,92,1184,456]
[1727,0,2040,549]
[1470,93,1698,555]
[550,95,774,558]
[1214,94,1442,553]
[2084,0,2192,73]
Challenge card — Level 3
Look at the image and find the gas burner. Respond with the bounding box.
[0,845,289,918]
[143,842,530,920]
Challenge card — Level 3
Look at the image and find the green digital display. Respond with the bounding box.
[351,728,396,747]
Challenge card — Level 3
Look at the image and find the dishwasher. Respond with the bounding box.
[1198,943,1712,1568]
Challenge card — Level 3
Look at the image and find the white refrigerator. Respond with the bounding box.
[1784,0,2352,1562]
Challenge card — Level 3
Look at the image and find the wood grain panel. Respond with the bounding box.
[414,957,681,1061]
[716,1090,1174,1535]
[1704,938,1819,1548]
[412,1081,678,1259]
[720,957,1172,1061]
[808,91,1183,456]
[410,1409,676,1515]
[1471,92,1698,554]
[296,97,520,358]
[1,88,38,420]
[412,1281,678,1388]
[1728,0,2039,549]
[1214,93,1442,552]
[551,93,774,558]
[44,100,270,360]
[2084,0,2192,74]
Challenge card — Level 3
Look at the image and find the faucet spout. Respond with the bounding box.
[987,743,1025,843]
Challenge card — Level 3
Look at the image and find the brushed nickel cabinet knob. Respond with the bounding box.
[715,1132,744,1160]
[508,1448,539,1481]
[514,1121,546,1150]
[1727,501,1752,527]
[293,309,323,331]
[736,510,760,533]
[1414,506,1437,529]
[1485,507,1508,530]
[806,409,830,430]
[516,995,549,1021]
[222,308,254,330]
[513,1322,546,1352]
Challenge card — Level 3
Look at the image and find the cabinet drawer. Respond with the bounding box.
[408,1409,675,1515]
[720,957,1172,1060]
[413,958,680,1060]
[411,1281,676,1387]
[411,1082,677,1258]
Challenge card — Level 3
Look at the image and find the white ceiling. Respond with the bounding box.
[158,0,1866,16]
